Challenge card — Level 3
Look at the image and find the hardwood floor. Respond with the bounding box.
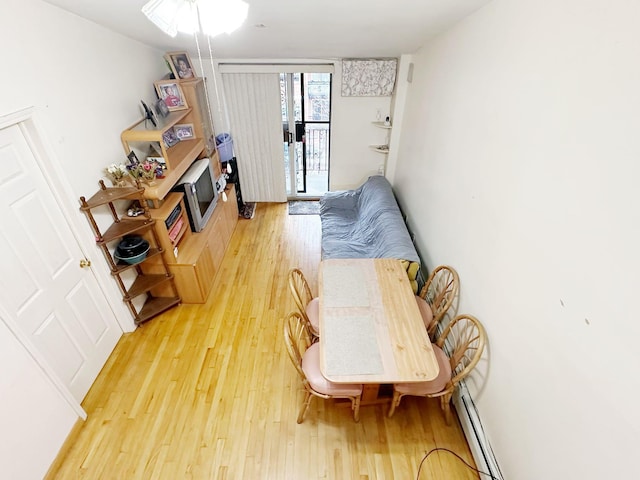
[47,203,479,479]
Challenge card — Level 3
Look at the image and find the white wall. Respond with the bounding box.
[391,0,640,478]
[330,61,394,190]
[0,0,169,474]
[0,317,79,479]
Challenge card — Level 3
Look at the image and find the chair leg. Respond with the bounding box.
[440,394,453,425]
[388,391,402,417]
[352,396,361,422]
[297,391,312,424]
[427,322,439,342]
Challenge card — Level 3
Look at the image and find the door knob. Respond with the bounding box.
[79,259,92,268]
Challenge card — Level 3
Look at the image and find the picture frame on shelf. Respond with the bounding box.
[127,150,139,165]
[174,123,194,140]
[165,51,197,80]
[154,80,188,111]
[162,127,180,148]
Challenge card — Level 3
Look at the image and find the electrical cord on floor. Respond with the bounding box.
[416,447,499,480]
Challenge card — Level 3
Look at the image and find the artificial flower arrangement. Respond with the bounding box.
[104,163,129,186]
[127,159,165,183]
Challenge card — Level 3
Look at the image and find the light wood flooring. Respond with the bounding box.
[47,203,479,479]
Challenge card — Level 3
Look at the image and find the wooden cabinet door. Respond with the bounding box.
[169,245,216,304]
[208,218,226,268]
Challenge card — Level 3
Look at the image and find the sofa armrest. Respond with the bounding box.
[319,189,359,212]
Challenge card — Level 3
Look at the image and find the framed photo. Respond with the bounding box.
[165,51,197,80]
[127,151,139,165]
[154,80,188,112]
[174,123,195,140]
[162,127,180,148]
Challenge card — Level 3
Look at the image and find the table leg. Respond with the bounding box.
[362,384,380,403]
[361,384,393,405]
[335,384,391,409]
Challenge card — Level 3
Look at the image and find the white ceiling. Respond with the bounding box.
[43,0,490,59]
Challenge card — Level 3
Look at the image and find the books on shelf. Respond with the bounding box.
[168,217,184,243]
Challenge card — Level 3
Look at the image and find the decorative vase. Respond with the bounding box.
[113,179,127,188]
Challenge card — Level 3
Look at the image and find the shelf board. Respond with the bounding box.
[110,248,162,274]
[136,296,181,325]
[165,138,204,172]
[100,218,155,244]
[80,185,144,209]
[369,145,389,153]
[127,273,175,298]
[121,109,193,140]
[148,192,183,218]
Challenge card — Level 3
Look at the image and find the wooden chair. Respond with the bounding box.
[283,312,363,423]
[288,268,320,340]
[415,265,460,340]
[388,314,486,424]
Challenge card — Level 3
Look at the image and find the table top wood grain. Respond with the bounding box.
[319,258,439,384]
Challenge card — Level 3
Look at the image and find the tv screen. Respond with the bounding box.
[173,158,218,232]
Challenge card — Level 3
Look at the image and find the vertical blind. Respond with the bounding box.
[220,73,286,203]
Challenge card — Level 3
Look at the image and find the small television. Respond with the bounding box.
[172,158,218,232]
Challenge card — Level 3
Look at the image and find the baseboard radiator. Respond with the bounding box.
[453,382,504,480]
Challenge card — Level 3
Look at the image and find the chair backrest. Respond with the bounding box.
[283,312,312,384]
[288,268,314,320]
[435,314,486,389]
[418,265,460,336]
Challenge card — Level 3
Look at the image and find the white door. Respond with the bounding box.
[0,122,121,403]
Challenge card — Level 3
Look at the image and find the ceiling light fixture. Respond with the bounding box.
[142,0,249,38]
[141,0,246,157]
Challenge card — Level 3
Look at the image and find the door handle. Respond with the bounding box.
[295,123,305,143]
[79,259,91,268]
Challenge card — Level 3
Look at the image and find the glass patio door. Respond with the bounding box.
[280,72,331,198]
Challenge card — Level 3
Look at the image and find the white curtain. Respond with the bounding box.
[221,73,286,202]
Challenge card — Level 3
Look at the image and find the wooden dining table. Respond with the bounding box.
[318,258,439,404]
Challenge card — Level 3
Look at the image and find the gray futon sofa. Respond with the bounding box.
[319,175,420,292]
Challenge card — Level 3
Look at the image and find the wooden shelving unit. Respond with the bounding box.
[79,181,180,325]
[114,74,235,306]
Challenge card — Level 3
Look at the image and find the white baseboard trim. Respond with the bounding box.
[454,382,504,480]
